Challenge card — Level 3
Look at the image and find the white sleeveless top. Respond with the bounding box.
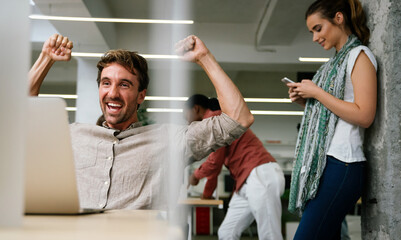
[326,46,377,163]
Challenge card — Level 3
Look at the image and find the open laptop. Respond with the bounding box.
[25,97,103,215]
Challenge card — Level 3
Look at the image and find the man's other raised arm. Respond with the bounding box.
[28,34,73,96]
[175,35,254,128]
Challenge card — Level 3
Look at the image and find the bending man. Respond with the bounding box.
[186,94,285,240]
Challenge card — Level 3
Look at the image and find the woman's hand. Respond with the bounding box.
[288,80,323,99]
[288,85,307,107]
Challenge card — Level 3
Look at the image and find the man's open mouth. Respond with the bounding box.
[107,102,122,112]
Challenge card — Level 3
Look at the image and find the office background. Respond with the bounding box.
[1,0,400,239]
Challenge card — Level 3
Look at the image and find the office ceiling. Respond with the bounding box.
[30,0,333,73]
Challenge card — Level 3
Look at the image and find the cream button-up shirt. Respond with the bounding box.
[70,113,246,210]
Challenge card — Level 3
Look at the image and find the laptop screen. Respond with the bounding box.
[25,97,81,214]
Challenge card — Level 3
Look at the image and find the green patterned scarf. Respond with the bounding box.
[288,35,361,215]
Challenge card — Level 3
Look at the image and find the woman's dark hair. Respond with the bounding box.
[185,94,221,111]
[306,0,370,45]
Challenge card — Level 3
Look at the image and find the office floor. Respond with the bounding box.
[191,215,361,240]
[193,236,258,240]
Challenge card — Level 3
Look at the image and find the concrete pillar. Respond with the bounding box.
[361,0,401,239]
[75,58,102,124]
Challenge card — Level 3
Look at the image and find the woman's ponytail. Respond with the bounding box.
[348,0,370,45]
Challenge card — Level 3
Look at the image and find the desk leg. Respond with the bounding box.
[187,210,192,240]
[209,208,213,235]
[192,207,213,236]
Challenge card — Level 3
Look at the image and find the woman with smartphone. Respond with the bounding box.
[285,0,377,239]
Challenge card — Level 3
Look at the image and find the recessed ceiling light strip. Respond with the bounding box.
[71,52,104,58]
[66,107,77,112]
[146,109,303,115]
[38,94,78,99]
[38,94,294,103]
[298,57,329,62]
[245,98,292,103]
[71,52,179,59]
[146,108,183,113]
[65,106,303,115]
[29,14,194,24]
[251,110,303,116]
[145,96,188,101]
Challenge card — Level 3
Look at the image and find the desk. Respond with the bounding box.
[0,210,183,240]
[179,198,223,208]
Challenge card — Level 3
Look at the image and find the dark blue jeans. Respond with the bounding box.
[293,155,365,240]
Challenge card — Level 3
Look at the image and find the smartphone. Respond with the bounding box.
[281,77,295,84]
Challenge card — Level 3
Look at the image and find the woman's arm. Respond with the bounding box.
[288,51,377,128]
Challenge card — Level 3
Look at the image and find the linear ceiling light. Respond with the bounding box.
[71,52,103,58]
[66,107,77,112]
[38,94,78,99]
[141,54,180,59]
[251,110,303,116]
[146,109,303,115]
[38,94,293,103]
[299,57,329,62]
[29,14,194,24]
[66,108,304,115]
[60,105,305,115]
[71,52,179,59]
[244,98,292,103]
[146,108,183,113]
[145,96,188,101]
[143,97,292,103]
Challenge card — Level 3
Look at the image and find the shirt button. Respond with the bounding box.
[113,140,118,144]
[104,181,109,185]
[107,156,112,161]
[98,204,103,208]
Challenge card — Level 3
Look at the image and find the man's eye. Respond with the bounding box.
[102,81,110,86]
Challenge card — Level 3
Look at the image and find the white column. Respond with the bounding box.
[75,58,102,124]
[0,1,29,227]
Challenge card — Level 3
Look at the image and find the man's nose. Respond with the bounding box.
[108,85,119,98]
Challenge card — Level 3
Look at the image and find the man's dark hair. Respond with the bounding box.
[185,94,221,111]
[96,49,149,92]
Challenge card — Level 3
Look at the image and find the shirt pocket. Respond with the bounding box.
[73,139,100,169]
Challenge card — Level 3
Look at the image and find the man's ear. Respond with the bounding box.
[137,89,147,104]
[193,105,200,114]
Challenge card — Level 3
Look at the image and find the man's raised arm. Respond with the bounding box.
[175,35,254,128]
[29,34,73,96]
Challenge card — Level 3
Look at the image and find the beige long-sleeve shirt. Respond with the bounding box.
[70,113,246,210]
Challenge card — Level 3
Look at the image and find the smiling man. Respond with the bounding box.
[96,51,148,130]
[29,34,253,210]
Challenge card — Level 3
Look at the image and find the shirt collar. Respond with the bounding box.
[101,121,142,132]
[203,109,222,119]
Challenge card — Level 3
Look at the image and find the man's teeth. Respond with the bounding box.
[108,103,122,107]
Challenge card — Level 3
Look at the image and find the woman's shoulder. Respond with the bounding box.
[348,45,377,71]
